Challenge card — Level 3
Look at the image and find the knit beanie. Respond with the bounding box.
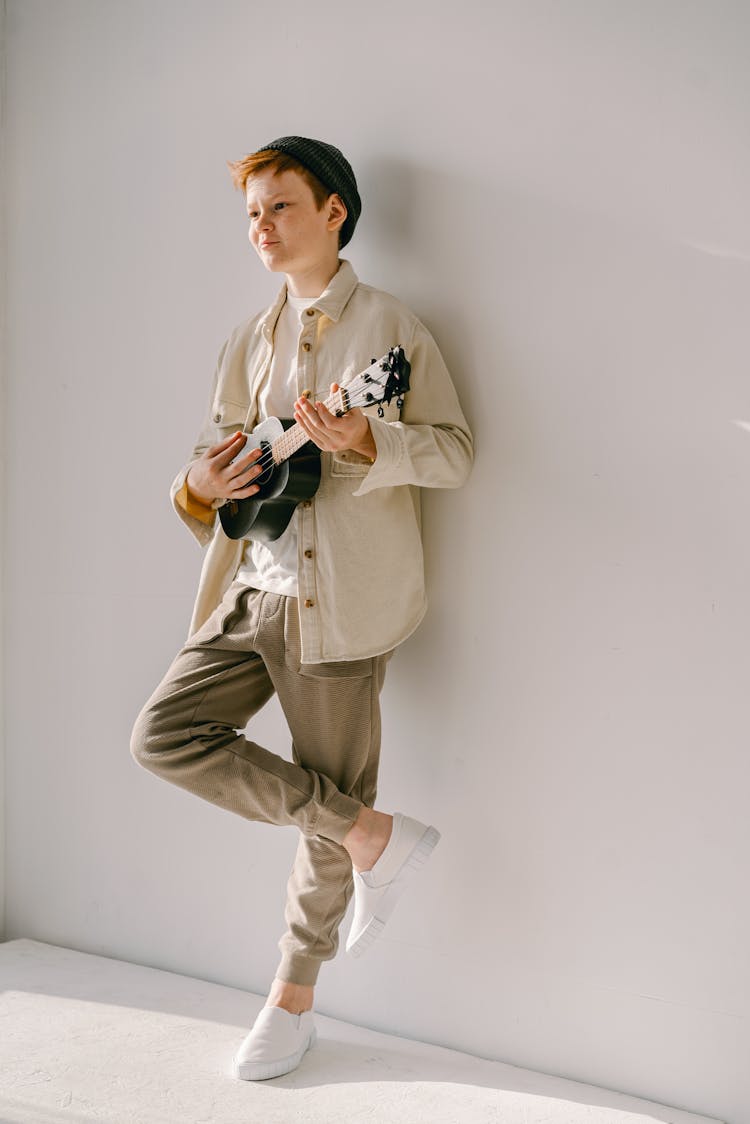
[255,135,361,247]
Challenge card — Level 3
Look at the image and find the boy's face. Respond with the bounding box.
[245,167,345,278]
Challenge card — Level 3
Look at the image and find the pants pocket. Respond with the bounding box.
[298,656,375,679]
[186,582,249,646]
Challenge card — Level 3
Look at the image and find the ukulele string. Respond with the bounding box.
[232,378,401,478]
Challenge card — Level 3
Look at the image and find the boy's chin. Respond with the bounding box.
[257,256,286,274]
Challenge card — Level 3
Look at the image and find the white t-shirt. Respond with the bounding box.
[235,292,314,596]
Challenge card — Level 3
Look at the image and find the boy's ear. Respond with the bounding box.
[326,193,348,234]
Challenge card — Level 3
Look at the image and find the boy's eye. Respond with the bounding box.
[247,202,286,219]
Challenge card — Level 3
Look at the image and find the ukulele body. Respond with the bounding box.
[218,416,322,542]
[216,347,411,543]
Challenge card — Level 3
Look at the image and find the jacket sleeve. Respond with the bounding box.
[169,340,231,547]
[350,318,473,497]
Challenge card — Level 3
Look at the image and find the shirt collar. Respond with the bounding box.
[260,259,359,342]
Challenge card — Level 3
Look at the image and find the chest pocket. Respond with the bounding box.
[330,454,371,477]
[211,399,253,441]
[362,398,402,423]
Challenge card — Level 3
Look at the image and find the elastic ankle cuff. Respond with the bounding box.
[276,953,322,988]
[311,791,361,844]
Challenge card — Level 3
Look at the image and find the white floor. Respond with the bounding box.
[0,939,722,1124]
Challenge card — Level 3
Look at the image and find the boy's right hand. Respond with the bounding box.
[185,432,263,505]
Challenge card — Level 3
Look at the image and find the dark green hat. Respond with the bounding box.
[256,135,361,247]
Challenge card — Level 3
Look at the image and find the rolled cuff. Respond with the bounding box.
[170,464,217,546]
[175,478,216,524]
[309,790,362,844]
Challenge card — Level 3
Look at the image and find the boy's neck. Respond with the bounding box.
[285,254,341,299]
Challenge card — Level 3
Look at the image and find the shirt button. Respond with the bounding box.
[304,549,313,559]
[302,342,312,352]
[306,308,315,317]
[302,500,312,508]
[213,413,221,422]
[304,599,315,608]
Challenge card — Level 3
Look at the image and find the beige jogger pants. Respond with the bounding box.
[130,581,391,986]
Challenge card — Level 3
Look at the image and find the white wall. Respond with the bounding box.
[0,0,6,946]
[3,2,749,1121]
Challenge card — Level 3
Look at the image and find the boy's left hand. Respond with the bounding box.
[294,382,377,461]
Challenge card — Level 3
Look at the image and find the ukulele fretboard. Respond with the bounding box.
[270,388,345,465]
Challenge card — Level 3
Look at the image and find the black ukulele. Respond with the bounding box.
[218,346,411,542]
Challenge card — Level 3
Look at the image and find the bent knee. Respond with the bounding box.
[130,705,155,767]
[129,699,180,768]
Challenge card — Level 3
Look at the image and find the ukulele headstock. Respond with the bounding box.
[349,346,411,417]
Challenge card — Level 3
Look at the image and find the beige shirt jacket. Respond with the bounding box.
[171,259,474,664]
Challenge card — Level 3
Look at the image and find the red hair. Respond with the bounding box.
[226,149,330,210]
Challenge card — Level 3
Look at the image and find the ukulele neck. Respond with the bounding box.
[270,387,347,466]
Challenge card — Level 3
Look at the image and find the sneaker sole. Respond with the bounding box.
[233,1027,317,1081]
[347,825,441,958]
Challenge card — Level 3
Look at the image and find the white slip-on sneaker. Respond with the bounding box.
[346,812,441,958]
[233,1006,317,1081]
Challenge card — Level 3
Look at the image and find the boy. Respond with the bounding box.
[130,136,473,1080]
